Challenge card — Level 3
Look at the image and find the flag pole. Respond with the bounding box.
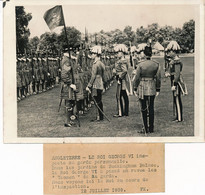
[60,6,80,127]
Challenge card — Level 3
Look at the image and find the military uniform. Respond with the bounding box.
[168,54,183,122]
[133,58,161,133]
[61,53,76,126]
[88,59,105,120]
[114,57,129,117]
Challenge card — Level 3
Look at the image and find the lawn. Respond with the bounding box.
[17,56,194,137]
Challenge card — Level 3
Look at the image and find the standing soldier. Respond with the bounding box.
[16,57,22,101]
[86,45,105,121]
[38,57,44,93]
[33,56,40,94]
[60,48,77,127]
[113,44,129,117]
[165,41,186,122]
[133,46,161,133]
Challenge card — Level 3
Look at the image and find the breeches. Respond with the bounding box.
[116,83,129,116]
[93,89,103,120]
[139,95,155,131]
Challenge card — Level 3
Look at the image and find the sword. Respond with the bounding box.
[58,83,63,112]
[88,90,110,122]
[135,93,147,136]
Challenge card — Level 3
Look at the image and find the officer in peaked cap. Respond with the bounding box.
[86,45,105,121]
[133,46,161,133]
[113,44,129,117]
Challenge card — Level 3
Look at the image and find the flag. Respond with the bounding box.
[43,5,64,31]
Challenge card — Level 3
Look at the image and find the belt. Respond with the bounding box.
[141,77,154,81]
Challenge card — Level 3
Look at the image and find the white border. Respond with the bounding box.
[3,0,205,143]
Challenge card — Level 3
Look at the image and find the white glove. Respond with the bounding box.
[132,69,137,75]
[165,72,170,77]
[112,69,116,74]
[134,91,138,97]
[47,73,50,76]
[33,75,35,79]
[171,86,176,91]
[86,86,91,93]
[70,84,77,91]
[156,92,160,97]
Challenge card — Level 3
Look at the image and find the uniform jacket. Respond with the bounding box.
[133,59,161,99]
[115,57,128,80]
[60,54,75,100]
[88,59,105,90]
[114,57,131,92]
[169,56,183,86]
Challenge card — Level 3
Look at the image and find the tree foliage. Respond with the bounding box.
[16,6,32,54]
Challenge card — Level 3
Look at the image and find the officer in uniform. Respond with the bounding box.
[61,48,77,127]
[113,44,129,117]
[133,46,161,133]
[165,41,184,122]
[86,45,105,121]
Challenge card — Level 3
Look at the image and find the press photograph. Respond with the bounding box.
[12,3,199,139]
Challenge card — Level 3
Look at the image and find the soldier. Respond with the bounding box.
[86,45,105,121]
[33,56,40,94]
[133,46,161,133]
[113,44,129,117]
[165,41,185,122]
[16,57,22,101]
[60,48,77,127]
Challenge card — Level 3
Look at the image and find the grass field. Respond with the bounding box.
[17,56,194,137]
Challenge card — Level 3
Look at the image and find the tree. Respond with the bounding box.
[16,6,32,54]
[123,26,135,45]
[58,26,81,50]
[29,36,40,52]
[38,32,59,54]
[180,19,195,52]
[136,26,148,43]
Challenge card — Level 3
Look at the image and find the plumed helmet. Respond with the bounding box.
[137,43,147,52]
[166,41,180,51]
[130,46,137,53]
[114,44,128,53]
[91,45,102,54]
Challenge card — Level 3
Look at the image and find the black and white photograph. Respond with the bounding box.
[3,1,204,142]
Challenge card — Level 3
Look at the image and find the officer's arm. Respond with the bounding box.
[133,65,141,91]
[173,63,181,86]
[88,63,97,88]
[156,64,161,92]
[119,61,128,80]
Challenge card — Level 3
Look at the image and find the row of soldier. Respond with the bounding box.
[16,49,116,119]
[16,54,61,100]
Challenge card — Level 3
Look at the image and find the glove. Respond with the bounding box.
[134,91,138,97]
[165,72,170,77]
[86,86,91,93]
[112,69,116,74]
[156,92,160,97]
[47,73,50,76]
[171,86,176,91]
[33,75,35,79]
[132,69,137,75]
[70,84,77,91]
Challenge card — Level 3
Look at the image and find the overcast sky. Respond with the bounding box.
[24,4,197,38]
